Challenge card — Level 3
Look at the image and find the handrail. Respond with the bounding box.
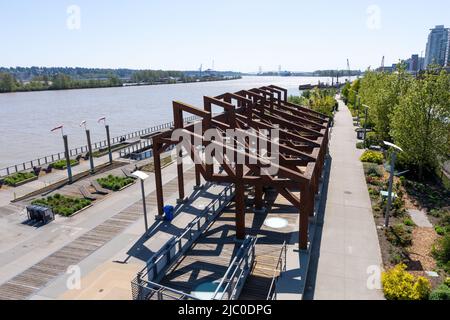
[211,236,257,300]
[131,277,199,301]
[0,115,200,178]
[266,241,287,300]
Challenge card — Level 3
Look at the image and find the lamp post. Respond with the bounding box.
[98,116,113,165]
[51,124,72,184]
[132,170,150,235]
[362,104,370,148]
[383,141,403,228]
[80,120,95,174]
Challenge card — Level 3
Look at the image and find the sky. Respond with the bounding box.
[0,0,448,72]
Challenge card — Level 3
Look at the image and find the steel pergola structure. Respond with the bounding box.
[151,85,330,250]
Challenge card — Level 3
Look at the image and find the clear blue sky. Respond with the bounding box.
[0,0,448,72]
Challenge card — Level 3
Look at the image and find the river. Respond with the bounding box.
[0,76,341,168]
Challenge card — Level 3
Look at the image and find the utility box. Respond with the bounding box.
[26,205,55,224]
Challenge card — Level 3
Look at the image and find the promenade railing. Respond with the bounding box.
[0,115,199,178]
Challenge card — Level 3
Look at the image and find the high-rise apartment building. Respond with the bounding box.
[424,25,450,67]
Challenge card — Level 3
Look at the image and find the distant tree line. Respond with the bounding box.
[0,72,123,93]
[0,67,242,93]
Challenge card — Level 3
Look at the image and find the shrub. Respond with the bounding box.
[403,218,415,227]
[386,224,412,247]
[435,226,447,236]
[429,283,450,300]
[364,163,383,177]
[97,175,134,191]
[360,150,384,164]
[432,235,450,273]
[52,159,78,170]
[32,194,91,217]
[356,142,364,149]
[365,132,380,147]
[4,172,36,186]
[382,264,431,300]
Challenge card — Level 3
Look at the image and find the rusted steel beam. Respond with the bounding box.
[235,182,246,240]
[152,138,164,217]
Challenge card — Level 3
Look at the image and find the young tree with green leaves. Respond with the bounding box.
[390,69,450,179]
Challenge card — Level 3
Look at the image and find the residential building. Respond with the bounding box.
[424,25,450,67]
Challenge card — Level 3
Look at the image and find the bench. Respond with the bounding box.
[91,180,110,195]
[122,168,137,179]
[79,186,98,201]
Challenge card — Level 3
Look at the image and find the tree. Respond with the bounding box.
[0,73,18,92]
[358,65,412,141]
[390,69,450,179]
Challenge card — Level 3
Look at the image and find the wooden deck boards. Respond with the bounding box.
[0,167,195,300]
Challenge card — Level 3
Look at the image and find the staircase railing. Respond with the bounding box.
[266,241,287,300]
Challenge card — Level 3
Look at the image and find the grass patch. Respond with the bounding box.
[4,172,36,186]
[52,159,79,170]
[97,175,134,191]
[141,156,173,172]
[32,193,91,217]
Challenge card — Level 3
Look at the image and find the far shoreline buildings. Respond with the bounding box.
[379,25,450,73]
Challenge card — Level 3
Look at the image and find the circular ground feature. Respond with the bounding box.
[191,280,225,300]
[264,217,288,229]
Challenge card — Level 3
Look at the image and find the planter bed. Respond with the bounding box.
[92,142,130,158]
[4,172,38,187]
[140,156,174,172]
[31,193,92,217]
[52,159,79,170]
[97,175,135,192]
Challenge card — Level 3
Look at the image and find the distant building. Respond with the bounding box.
[424,25,450,67]
[410,54,419,72]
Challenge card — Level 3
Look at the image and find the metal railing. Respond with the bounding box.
[131,277,199,301]
[132,183,235,300]
[211,236,257,300]
[266,241,287,300]
[0,115,199,178]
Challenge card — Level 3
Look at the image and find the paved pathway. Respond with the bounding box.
[305,99,384,300]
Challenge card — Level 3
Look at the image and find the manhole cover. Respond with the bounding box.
[264,217,288,229]
[344,191,352,195]
[191,280,225,300]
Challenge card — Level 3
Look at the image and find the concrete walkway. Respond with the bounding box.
[304,99,384,300]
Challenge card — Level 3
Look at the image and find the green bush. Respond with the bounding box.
[52,159,78,170]
[97,175,134,191]
[32,193,91,217]
[365,132,380,147]
[429,283,450,300]
[360,150,384,164]
[364,163,383,177]
[386,224,413,247]
[432,234,450,273]
[403,218,415,227]
[4,172,36,186]
[382,264,431,300]
[356,142,364,149]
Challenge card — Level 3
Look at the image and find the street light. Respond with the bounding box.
[362,104,370,148]
[80,120,95,174]
[383,141,404,228]
[132,170,150,235]
[51,124,72,184]
[98,116,113,165]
